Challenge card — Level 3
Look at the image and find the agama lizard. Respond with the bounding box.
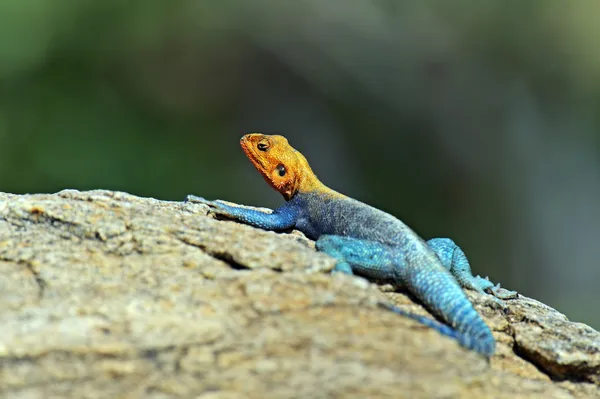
[187,133,517,357]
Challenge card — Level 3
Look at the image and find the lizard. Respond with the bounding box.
[187,133,517,357]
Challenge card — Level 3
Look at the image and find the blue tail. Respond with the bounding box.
[377,302,495,356]
[386,253,498,357]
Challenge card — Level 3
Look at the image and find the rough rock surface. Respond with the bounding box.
[0,190,598,398]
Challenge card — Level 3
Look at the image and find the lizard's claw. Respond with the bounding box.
[473,275,518,300]
[185,194,212,204]
[470,275,517,309]
[482,292,507,310]
[185,195,229,215]
[485,282,518,300]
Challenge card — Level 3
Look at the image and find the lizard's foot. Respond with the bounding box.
[185,195,231,216]
[332,262,354,275]
[476,277,518,300]
[427,237,517,308]
[468,276,518,307]
[476,288,507,309]
[186,195,213,204]
[469,276,518,309]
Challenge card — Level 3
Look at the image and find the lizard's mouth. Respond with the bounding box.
[240,134,268,173]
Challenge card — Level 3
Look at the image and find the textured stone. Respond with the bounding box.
[0,190,598,398]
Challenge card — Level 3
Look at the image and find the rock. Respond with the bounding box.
[0,189,598,398]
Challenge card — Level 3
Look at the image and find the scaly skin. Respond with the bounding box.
[187,133,517,357]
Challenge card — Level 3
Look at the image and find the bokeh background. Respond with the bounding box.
[1,1,599,328]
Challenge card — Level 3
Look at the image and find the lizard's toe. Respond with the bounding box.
[185,195,229,216]
[185,194,210,204]
[473,275,494,291]
[488,295,507,310]
[486,283,518,300]
[186,195,222,208]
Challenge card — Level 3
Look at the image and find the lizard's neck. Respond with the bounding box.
[291,152,329,196]
[297,169,325,193]
[294,169,346,201]
[289,150,346,200]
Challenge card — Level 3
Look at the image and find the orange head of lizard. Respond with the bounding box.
[240,133,320,200]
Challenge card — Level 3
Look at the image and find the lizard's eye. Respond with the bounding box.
[257,140,270,151]
[276,164,286,177]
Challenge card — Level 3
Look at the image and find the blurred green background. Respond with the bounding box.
[1,1,599,328]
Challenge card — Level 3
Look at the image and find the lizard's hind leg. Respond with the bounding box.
[427,238,517,305]
[315,235,396,281]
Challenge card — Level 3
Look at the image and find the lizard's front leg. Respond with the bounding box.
[186,195,298,231]
[427,237,518,306]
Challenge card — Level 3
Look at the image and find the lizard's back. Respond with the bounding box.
[292,190,427,250]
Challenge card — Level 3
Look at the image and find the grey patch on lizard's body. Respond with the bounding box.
[290,191,443,269]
